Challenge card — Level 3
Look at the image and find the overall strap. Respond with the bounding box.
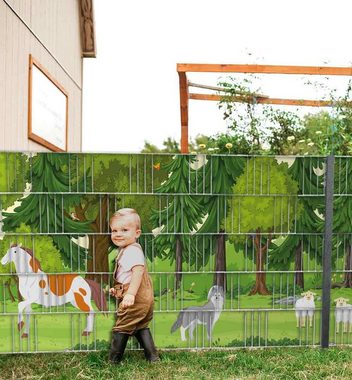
[113,247,126,282]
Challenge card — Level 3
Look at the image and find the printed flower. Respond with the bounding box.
[287,136,295,141]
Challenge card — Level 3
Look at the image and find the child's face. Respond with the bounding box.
[110,215,141,248]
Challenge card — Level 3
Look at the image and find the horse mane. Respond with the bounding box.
[22,247,34,257]
[11,244,42,272]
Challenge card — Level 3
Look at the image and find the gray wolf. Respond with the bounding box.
[170,285,224,341]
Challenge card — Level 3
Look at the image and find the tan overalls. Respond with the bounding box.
[112,243,154,335]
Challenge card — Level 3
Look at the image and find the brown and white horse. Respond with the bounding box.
[1,244,107,338]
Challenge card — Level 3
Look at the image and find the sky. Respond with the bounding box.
[82,0,352,153]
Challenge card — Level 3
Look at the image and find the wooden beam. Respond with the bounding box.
[178,63,352,152]
[79,0,96,58]
[178,63,352,76]
[189,93,336,107]
[179,72,189,153]
[188,81,268,98]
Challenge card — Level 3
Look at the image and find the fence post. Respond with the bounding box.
[321,154,334,348]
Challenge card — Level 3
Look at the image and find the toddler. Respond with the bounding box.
[108,208,159,363]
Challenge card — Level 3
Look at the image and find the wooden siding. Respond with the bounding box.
[0,0,83,152]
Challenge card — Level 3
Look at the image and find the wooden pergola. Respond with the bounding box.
[177,64,352,153]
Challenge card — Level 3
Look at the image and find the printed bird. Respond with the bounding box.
[70,212,80,221]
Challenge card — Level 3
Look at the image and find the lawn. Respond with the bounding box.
[1,347,352,379]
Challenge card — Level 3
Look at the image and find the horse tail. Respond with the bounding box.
[85,279,108,316]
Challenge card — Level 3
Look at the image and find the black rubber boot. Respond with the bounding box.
[109,331,130,363]
[134,328,160,362]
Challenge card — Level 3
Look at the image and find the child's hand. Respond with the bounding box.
[121,294,135,308]
[109,287,117,297]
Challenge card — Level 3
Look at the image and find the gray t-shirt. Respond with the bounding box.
[115,243,145,284]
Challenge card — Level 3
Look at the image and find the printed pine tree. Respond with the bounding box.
[269,157,324,289]
[226,157,300,295]
[3,153,91,270]
[195,155,245,291]
[151,155,205,290]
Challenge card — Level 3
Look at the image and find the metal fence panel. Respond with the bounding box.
[0,152,348,353]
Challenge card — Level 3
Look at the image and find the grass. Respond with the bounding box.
[1,347,352,379]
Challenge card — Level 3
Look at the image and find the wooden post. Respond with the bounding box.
[178,72,189,153]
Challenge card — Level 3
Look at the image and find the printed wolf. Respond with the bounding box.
[171,285,224,341]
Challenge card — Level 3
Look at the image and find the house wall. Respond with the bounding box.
[0,0,83,151]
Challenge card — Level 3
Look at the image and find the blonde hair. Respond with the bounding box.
[110,208,141,229]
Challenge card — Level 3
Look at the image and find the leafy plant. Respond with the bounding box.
[218,76,264,153]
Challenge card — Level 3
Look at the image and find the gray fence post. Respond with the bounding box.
[321,154,334,348]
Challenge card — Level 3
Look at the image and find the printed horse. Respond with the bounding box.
[1,244,107,338]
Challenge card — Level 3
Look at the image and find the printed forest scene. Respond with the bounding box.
[1,148,352,352]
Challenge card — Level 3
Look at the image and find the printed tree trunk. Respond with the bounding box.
[175,237,183,291]
[86,233,110,284]
[214,232,226,292]
[249,229,272,296]
[77,195,110,283]
[294,243,304,289]
[343,244,352,288]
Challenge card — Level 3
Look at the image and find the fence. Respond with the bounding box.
[0,152,350,353]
